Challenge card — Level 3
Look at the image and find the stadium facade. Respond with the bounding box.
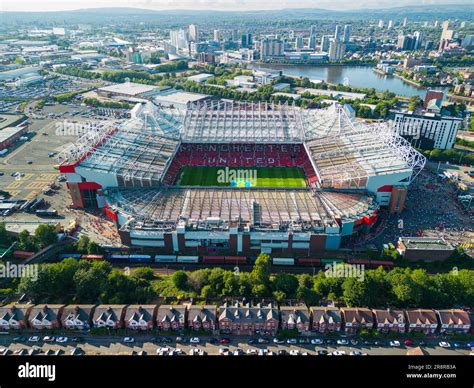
[58,101,425,256]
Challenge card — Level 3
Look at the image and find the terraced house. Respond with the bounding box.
[340,308,374,333]
[372,308,406,333]
[61,305,95,330]
[310,306,342,333]
[156,305,186,331]
[280,304,310,334]
[28,305,65,330]
[0,304,32,330]
[93,305,127,329]
[187,305,217,332]
[405,309,438,334]
[218,301,279,335]
[124,305,157,330]
[436,309,471,334]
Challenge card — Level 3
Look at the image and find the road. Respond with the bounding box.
[0,334,471,356]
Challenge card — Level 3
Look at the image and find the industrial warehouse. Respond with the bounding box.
[57,101,426,257]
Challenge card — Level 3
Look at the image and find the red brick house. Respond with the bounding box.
[436,309,471,334]
[156,305,186,331]
[28,305,65,330]
[372,308,406,333]
[405,309,438,334]
[0,304,33,330]
[92,305,127,329]
[124,305,157,331]
[340,307,374,333]
[218,301,279,335]
[310,307,342,333]
[61,305,96,330]
[187,305,216,332]
[280,305,310,334]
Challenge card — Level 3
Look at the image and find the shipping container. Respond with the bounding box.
[224,256,247,264]
[177,256,199,263]
[129,254,152,263]
[59,253,82,260]
[298,258,321,266]
[321,259,344,265]
[154,255,177,263]
[81,254,105,261]
[13,251,34,260]
[272,257,295,266]
[202,255,226,264]
[109,254,130,263]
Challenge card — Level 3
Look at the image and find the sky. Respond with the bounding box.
[0,0,470,12]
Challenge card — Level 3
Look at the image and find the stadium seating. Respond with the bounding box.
[162,143,319,186]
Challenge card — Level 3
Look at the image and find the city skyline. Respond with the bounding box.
[1,0,472,12]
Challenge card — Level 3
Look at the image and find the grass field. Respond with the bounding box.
[178,167,307,188]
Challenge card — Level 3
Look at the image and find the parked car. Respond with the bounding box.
[233,348,245,356]
[219,348,230,355]
[13,336,27,343]
[277,349,288,356]
[337,339,349,345]
[439,341,451,348]
[258,337,269,344]
[247,339,257,345]
[43,336,55,343]
[311,338,323,345]
[289,349,300,356]
[317,349,328,355]
[286,338,297,344]
[404,339,414,346]
[219,338,231,344]
[350,339,358,346]
[56,337,68,343]
[389,341,401,347]
[332,350,346,356]
[123,337,135,343]
[28,336,40,343]
[298,338,309,344]
[71,337,84,343]
[273,338,285,344]
[189,337,200,344]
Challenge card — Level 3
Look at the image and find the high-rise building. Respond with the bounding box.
[403,17,408,27]
[439,20,455,51]
[289,30,295,40]
[309,35,317,50]
[310,25,317,36]
[334,25,342,41]
[170,29,189,49]
[295,35,304,49]
[397,34,415,50]
[213,29,220,42]
[388,20,394,29]
[343,24,351,43]
[188,24,199,42]
[378,20,384,28]
[231,29,238,42]
[328,39,345,60]
[320,35,330,52]
[413,31,423,50]
[241,33,253,48]
[260,38,284,59]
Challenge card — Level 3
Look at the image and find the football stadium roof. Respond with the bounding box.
[106,187,378,231]
[58,101,425,189]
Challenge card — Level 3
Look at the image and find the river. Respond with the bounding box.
[252,64,447,99]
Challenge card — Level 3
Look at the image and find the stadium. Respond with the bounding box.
[58,100,426,258]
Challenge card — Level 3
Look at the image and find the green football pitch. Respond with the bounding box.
[177,167,307,188]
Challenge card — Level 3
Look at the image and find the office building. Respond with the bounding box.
[188,24,199,42]
[295,35,304,49]
[260,38,284,59]
[393,111,462,149]
[309,35,317,50]
[343,24,351,43]
[334,25,343,41]
[328,39,345,60]
[320,35,330,52]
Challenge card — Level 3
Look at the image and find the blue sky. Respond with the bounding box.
[0,0,471,12]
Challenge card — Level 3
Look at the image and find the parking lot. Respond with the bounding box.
[0,334,471,356]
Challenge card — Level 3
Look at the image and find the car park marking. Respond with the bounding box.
[6,180,24,189]
[26,181,47,189]
[7,190,20,198]
[24,190,39,201]
[37,174,58,181]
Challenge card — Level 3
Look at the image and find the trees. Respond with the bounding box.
[171,271,188,290]
[17,230,38,252]
[0,223,10,246]
[34,224,57,248]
